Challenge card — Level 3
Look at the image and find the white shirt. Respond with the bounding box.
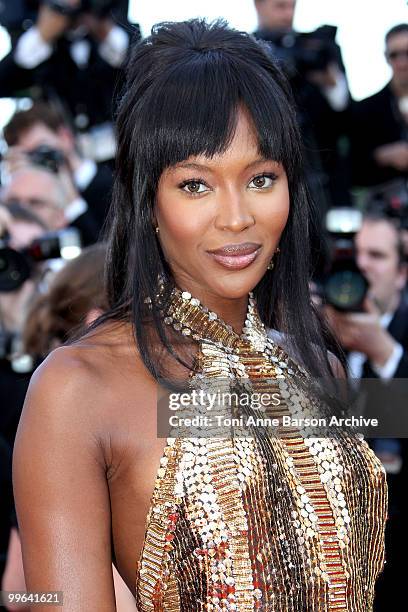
[322,69,350,112]
[15,24,129,70]
[64,196,88,223]
[348,312,404,380]
[73,158,97,192]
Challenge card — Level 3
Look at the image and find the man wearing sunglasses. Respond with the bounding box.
[352,23,408,188]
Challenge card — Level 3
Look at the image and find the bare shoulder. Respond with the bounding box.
[32,318,149,392]
[19,319,156,452]
[12,320,146,609]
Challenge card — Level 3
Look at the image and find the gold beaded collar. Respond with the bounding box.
[163,286,268,352]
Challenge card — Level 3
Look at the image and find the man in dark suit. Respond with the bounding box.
[326,213,407,378]
[325,212,407,611]
[352,23,408,188]
[3,102,113,233]
[0,0,137,133]
[253,0,353,210]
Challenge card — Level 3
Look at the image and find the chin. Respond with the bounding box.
[207,273,265,300]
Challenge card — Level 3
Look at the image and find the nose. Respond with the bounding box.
[214,188,255,233]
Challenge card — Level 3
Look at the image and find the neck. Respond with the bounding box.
[377,291,400,315]
[173,279,249,335]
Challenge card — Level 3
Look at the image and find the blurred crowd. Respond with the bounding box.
[0,1,407,610]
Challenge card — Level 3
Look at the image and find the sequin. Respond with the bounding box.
[136,286,388,611]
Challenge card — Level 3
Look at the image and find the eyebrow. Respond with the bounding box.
[171,157,279,173]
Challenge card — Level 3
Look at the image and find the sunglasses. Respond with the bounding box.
[386,48,408,61]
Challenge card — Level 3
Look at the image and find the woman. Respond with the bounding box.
[13,20,387,611]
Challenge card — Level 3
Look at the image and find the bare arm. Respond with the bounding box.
[12,348,116,611]
[2,527,29,611]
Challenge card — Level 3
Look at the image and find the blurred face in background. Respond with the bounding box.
[0,204,46,249]
[12,121,75,159]
[355,219,406,313]
[255,0,296,31]
[386,31,408,88]
[0,205,46,331]
[2,169,66,231]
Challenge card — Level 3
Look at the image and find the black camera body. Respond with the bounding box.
[0,227,81,292]
[254,25,340,79]
[45,0,120,18]
[0,0,128,33]
[26,145,66,173]
[318,208,368,312]
[364,178,408,231]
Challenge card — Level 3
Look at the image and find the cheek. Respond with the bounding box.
[258,181,290,234]
[155,190,212,258]
[47,207,65,229]
[32,208,49,226]
[162,206,207,243]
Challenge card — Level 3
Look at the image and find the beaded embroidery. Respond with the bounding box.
[135,287,387,611]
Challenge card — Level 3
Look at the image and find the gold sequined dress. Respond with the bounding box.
[135,288,388,611]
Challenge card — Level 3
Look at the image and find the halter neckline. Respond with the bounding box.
[163,285,268,352]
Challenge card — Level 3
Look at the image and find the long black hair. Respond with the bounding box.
[102,18,345,384]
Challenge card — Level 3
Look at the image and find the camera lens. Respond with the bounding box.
[324,269,368,311]
[0,248,31,292]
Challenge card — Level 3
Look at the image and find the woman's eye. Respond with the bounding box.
[249,174,277,189]
[181,180,208,194]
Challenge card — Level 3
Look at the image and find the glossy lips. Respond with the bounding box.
[206,242,261,270]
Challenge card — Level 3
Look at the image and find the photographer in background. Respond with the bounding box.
[253,0,352,210]
[324,211,407,611]
[0,201,84,596]
[325,213,407,379]
[254,0,296,31]
[0,203,47,592]
[0,203,46,441]
[1,158,99,245]
[1,244,137,611]
[3,103,113,231]
[0,0,138,147]
[352,24,408,188]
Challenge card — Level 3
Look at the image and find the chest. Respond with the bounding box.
[134,432,387,611]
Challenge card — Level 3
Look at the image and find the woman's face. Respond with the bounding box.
[155,108,290,302]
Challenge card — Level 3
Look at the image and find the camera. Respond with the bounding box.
[44,0,120,18]
[317,208,368,312]
[26,145,66,173]
[0,227,81,292]
[0,0,128,33]
[364,178,408,231]
[254,25,340,79]
[0,329,14,360]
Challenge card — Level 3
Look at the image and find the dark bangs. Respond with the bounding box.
[103,19,345,387]
[128,41,301,186]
